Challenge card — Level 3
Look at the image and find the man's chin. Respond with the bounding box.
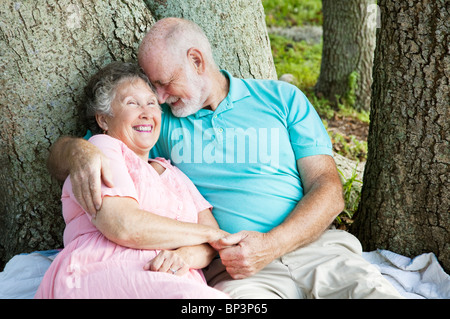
[169,103,201,118]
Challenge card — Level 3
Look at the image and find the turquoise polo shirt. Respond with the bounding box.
[150,70,332,234]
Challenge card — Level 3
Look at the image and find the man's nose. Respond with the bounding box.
[156,87,168,104]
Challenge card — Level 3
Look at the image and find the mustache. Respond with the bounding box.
[165,96,181,105]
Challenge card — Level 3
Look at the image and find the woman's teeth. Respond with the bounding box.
[133,125,153,132]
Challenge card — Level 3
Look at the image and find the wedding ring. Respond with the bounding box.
[170,268,177,274]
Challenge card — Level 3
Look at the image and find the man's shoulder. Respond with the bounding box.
[240,76,301,96]
[237,77,308,110]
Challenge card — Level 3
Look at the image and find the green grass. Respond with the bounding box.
[262,0,323,27]
[269,34,322,92]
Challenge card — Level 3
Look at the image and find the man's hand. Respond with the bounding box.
[66,139,114,216]
[210,231,277,279]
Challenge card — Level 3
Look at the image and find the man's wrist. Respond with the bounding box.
[265,228,290,259]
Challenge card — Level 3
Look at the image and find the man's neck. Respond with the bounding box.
[204,70,229,112]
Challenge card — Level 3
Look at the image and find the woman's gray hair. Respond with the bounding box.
[84,61,155,135]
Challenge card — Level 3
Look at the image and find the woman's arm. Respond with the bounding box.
[178,208,224,268]
[144,208,225,275]
[91,196,227,250]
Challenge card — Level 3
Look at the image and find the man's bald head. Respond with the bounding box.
[138,17,216,70]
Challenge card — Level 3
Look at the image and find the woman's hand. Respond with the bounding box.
[144,249,190,276]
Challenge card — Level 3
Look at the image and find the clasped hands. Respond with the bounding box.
[209,231,277,279]
[144,231,276,279]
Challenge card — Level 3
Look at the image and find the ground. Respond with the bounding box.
[327,114,369,162]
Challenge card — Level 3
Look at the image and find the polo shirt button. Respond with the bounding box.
[218,128,223,133]
[213,114,218,119]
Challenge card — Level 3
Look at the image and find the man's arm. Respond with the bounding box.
[269,155,344,254]
[47,136,114,215]
[210,155,344,279]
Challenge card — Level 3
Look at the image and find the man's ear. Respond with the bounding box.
[187,47,205,74]
[95,113,109,132]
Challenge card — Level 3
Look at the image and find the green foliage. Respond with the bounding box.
[336,165,363,226]
[262,0,323,27]
[345,71,359,108]
[329,131,368,162]
[269,34,322,91]
[337,101,370,124]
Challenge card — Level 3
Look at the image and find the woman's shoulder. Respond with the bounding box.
[88,134,123,148]
[88,134,133,158]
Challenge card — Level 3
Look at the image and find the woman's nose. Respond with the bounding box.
[139,106,154,119]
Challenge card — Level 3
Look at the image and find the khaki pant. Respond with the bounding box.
[204,230,403,299]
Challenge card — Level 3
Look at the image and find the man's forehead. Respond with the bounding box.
[144,55,183,85]
[146,63,175,85]
[141,53,170,80]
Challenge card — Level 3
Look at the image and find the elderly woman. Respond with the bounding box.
[35,62,229,299]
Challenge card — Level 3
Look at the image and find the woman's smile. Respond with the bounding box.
[133,124,154,133]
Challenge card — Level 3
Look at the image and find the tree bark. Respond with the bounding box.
[0,0,155,270]
[144,0,277,80]
[0,1,276,270]
[315,0,376,111]
[351,0,449,272]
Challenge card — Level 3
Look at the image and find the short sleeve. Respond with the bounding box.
[88,135,139,204]
[285,86,333,159]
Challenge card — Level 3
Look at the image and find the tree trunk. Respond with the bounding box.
[0,1,276,270]
[315,0,376,111]
[351,0,450,272]
[144,0,277,80]
[0,0,155,270]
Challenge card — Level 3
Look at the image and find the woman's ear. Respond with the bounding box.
[187,47,205,74]
[95,113,109,133]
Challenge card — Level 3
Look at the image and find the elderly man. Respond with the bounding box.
[48,17,402,298]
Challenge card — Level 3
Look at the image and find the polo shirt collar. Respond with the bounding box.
[221,69,251,104]
[194,70,251,118]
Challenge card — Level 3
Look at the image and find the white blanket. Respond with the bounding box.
[1,249,448,299]
[362,249,450,299]
[0,250,59,299]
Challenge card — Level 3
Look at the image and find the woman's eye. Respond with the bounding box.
[148,99,158,107]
